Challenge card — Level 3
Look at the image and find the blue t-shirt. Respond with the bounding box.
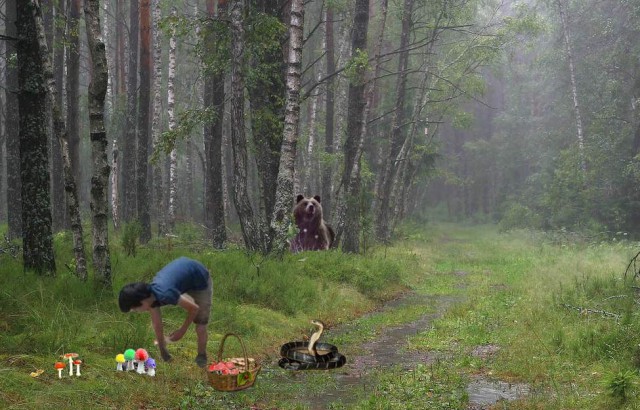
[150,257,209,306]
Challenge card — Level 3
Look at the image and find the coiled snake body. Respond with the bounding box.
[278,320,346,370]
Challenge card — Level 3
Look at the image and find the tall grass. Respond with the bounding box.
[0,223,410,409]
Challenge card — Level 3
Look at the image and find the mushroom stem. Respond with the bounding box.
[68,357,73,376]
[57,368,63,379]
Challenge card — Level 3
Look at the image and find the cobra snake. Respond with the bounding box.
[278,319,346,370]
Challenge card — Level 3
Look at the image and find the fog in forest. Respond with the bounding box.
[2,0,640,269]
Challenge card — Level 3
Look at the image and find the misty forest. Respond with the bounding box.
[2,0,640,275]
[0,0,640,408]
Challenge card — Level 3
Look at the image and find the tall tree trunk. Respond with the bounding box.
[35,0,88,280]
[151,0,165,236]
[66,0,82,209]
[85,0,112,287]
[17,0,56,274]
[556,0,586,174]
[167,7,178,231]
[115,0,126,95]
[111,140,120,230]
[339,0,370,253]
[230,0,264,252]
[137,0,152,243]
[270,0,304,254]
[50,0,65,232]
[248,0,286,226]
[204,0,227,249]
[375,0,413,242]
[5,0,22,239]
[321,6,335,220]
[123,0,139,223]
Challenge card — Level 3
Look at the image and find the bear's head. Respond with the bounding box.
[293,195,323,228]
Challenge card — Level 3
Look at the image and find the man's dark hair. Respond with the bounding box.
[118,282,152,312]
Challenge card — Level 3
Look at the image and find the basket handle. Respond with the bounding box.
[216,333,249,365]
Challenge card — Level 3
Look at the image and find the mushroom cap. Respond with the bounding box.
[62,353,79,359]
[145,358,156,368]
[124,349,135,360]
[73,359,82,365]
[115,354,125,363]
[54,362,65,369]
[135,348,149,361]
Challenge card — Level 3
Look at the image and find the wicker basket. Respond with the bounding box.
[206,333,261,392]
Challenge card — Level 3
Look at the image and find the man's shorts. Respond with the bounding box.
[186,274,213,325]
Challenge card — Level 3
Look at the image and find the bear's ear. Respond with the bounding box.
[296,194,305,203]
[313,195,321,203]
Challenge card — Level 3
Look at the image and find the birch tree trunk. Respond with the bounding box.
[35,0,88,279]
[137,0,152,243]
[556,0,586,174]
[374,0,413,242]
[17,0,56,274]
[270,0,304,254]
[85,0,112,287]
[151,0,166,236]
[167,8,178,232]
[230,0,264,252]
[111,140,120,230]
[339,0,370,253]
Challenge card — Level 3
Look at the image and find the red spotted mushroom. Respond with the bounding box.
[73,359,82,376]
[62,353,78,376]
[54,362,65,379]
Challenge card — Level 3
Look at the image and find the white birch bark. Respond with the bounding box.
[34,0,88,279]
[151,0,165,235]
[556,0,586,174]
[167,8,178,231]
[85,0,113,286]
[111,139,120,230]
[270,0,305,254]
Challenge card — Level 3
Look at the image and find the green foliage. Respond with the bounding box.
[153,108,218,163]
[603,370,636,401]
[499,201,543,231]
[121,221,142,257]
[344,48,370,85]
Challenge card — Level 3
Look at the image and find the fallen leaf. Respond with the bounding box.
[30,369,44,378]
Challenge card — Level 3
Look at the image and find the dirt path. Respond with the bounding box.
[261,277,529,409]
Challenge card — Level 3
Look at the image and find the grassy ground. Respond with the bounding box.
[2,223,640,409]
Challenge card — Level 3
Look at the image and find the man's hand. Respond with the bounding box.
[168,328,187,342]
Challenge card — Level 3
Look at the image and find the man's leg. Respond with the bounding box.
[195,323,208,367]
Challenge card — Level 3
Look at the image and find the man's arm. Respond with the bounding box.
[168,294,199,342]
[150,307,172,361]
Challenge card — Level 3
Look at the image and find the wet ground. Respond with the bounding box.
[262,286,530,409]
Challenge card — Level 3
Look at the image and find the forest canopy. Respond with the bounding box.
[1,0,639,281]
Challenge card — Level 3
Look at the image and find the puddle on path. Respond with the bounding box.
[466,376,530,409]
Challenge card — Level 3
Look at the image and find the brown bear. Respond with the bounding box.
[290,195,335,253]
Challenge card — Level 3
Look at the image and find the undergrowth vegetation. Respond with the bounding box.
[0,223,408,409]
[3,222,640,409]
